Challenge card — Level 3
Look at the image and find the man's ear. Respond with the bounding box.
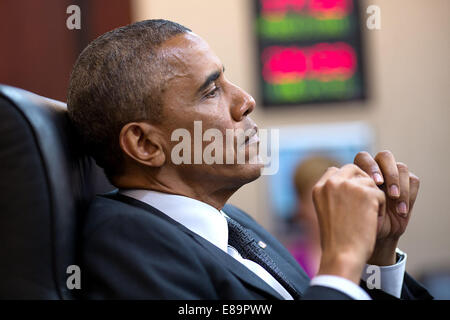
[119,122,166,168]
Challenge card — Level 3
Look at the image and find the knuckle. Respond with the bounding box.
[342,163,359,171]
[312,183,321,196]
[367,189,384,208]
[326,166,339,173]
[399,186,409,196]
[375,150,393,160]
[354,151,371,163]
[410,173,420,186]
[324,177,339,190]
[341,163,352,170]
[364,176,377,187]
[341,179,354,191]
[376,189,386,200]
[369,196,380,207]
[386,170,399,182]
[373,199,382,211]
[397,162,409,172]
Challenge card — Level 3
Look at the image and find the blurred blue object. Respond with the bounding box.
[267,121,374,219]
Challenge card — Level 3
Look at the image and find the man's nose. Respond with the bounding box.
[230,85,256,122]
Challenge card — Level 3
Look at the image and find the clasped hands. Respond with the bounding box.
[312,150,419,284]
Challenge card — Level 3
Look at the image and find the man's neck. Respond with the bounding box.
[114,171,238,210]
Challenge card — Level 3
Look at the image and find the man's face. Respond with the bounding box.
[155,32,263,188]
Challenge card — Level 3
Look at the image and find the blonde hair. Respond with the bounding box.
[293,155,340,197]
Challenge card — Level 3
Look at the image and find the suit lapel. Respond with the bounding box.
[103,192,284,300]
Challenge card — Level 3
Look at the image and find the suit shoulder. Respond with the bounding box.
[82,195,185,244]
[80,196,217,299]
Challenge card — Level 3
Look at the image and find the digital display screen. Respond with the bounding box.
[255,0,365,106]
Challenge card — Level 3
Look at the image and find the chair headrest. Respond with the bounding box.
[0,84,113,299]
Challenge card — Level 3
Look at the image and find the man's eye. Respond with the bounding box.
[205,86,220,99]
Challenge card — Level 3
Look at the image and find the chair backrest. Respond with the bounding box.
[0,85,113,299]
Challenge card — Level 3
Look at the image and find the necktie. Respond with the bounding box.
[225,216,301,300]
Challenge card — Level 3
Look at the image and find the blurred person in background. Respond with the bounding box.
[287,156,341,278]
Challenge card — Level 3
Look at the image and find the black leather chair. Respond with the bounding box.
[0,84,113,299]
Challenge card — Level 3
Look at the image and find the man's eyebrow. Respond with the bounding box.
[197,66,225,94]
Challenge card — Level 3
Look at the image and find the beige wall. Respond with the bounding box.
[132,0,450,276]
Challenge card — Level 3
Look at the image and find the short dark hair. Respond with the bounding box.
[67,19,191,181]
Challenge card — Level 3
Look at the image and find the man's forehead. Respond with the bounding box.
[160,33,222,79]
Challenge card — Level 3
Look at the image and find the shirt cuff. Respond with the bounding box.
[361,248,407,298]
[310,275,371,300]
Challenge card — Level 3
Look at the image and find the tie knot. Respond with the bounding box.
[226,216,255,250]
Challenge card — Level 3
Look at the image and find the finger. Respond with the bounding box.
[408,172,420,212]
[374,188,387,235]
[374,150,400,199]
[354,151,384,185]
[396,162,410,217]
[370,187,386,218]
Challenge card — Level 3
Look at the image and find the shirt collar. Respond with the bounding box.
[119,189,229,253]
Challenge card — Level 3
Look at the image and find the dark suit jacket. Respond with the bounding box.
[79,191,432,300]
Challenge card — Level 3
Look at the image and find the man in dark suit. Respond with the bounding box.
[67,19,432,300]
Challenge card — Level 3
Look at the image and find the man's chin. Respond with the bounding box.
[232,162,264,185]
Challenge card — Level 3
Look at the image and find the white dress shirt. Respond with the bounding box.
[119,189,406,300]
